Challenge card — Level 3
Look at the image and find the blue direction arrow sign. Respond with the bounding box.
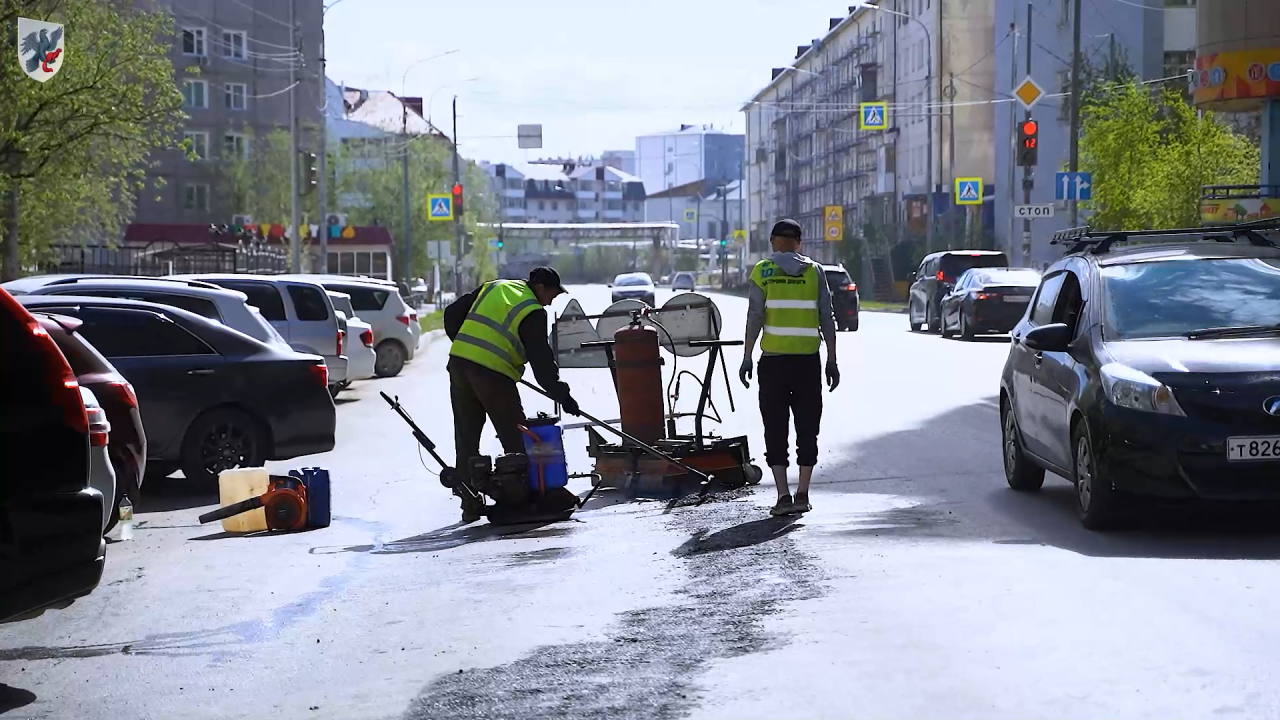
[1054,172,1092,201]
[859,102,888,131]
[427,194,453,221]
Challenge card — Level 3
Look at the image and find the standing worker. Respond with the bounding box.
[444,267,581,522]
[739,219,840,516]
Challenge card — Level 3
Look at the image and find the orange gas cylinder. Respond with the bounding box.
[613,324,665,444]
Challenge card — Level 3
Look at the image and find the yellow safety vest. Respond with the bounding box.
[449,280,542,380]
[749,259,821,355]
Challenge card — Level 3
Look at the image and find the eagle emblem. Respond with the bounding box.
[17,17,65,83]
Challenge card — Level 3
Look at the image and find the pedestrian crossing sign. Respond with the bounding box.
[955,178,983,205]
[684,208,697,222]
[859,102,888,131]
[428,194,453,221]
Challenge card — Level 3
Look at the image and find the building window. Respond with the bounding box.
[182,79,207,109]
[225,83,246,110]
[221,30,246,59]
[1163,50,1196,78]
[538,201,545,211]
[223,133,247,159]
[552,201,559,211]
[183,131,209,160]
[181,27,206,56]
[183,184,209,211]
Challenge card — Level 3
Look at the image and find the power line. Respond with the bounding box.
[169,2,300,51]
[226,0,294,28]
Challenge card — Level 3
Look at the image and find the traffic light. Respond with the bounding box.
[301,152,318,194]
[452,182,464,218]
[496,237,504,249]
[1016,119,1039,167]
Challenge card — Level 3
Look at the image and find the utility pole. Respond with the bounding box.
[401,104,412,284]
[317,30,329,273]
[721,183,729,287]
[1068,0,1083,227]
[1021,3,1033,266]
[948,73,956,249]
[1008,21,1019,265]
[451,96,462,293]
[288,0,302,273]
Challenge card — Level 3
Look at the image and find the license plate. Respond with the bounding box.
[1226,436,1280,461]
[1002,296,1029,303]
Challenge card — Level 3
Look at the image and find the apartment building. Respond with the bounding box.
[136,0,324,224]
[743,0,997,279]
[994,0,1198,267]
[636,126,745,196]
[483,162,647,224]
[645,180,744,242]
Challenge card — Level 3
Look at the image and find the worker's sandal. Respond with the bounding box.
[791,492,811,514]
[770,495,794,516]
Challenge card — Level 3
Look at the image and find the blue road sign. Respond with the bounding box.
[859,102,888,131]
[955,178,983,205]
[1055,172,1093,201]
[428,194,453,220]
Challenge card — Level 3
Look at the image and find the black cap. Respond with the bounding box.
[771,219,803,240]
[528,266,566,294]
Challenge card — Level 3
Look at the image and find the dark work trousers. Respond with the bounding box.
[757,353,823,468]
[449,358,527,482]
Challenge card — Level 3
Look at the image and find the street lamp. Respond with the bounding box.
[429,77,481,125]
[855,2,935,254]
[396,50,460,283]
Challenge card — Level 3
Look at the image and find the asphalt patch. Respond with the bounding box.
[402,493,826,720]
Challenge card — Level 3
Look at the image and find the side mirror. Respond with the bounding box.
[907,272,917,283]
[1023,323,1071,352]
[607,283,613,288]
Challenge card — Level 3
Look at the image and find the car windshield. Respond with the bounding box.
[615,275,651,287]
[974,269,1040,287]
[824,271,852,289]
[1102,258,1280,340]
[940,253,1008,280]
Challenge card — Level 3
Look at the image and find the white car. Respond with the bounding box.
[80,386,116,535]
[277,274,419,378]
[327,291,376,386]
[610,272,657,306]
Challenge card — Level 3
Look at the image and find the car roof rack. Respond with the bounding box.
[1049,218,1280,255]
[45,276,227,291]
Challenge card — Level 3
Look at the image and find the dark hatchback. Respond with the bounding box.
[0,289,104,623]
[1000,228,1280,529]
[36,312,147,530]
[19,295,337,486]
[908,250,1009,333]
[940,267,1040,339]
[821,264,860,331]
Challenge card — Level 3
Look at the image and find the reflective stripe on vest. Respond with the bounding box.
[750,259,821,354]
[449,280,542,380]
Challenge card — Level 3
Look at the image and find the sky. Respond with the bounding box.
[323,0,857,164]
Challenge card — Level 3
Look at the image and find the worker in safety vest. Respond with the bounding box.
[739,219,840,516]
[444,266,581,522]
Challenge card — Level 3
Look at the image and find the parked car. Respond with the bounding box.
[940,267,1041,340]
[79,386,117,534]
[7,275,291,350]
[18,295,337,486]
[611,272,656,306]
[327,290,376,388]
[1000,227,1280,529]
[172,274,348,393]
[671,271,696,291]
[280,274,418,378]
[0,288,105,623]
[907,250,1010,333]
[821,264,860,332]
[37,312,146,532]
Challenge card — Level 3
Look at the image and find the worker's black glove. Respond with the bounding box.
[739,357,753,388]
[826,358,840,392]
[551,382,581,416]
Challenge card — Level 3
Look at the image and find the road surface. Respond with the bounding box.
[4,285,1280,720]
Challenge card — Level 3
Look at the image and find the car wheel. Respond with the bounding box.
[180,407,268,486]
[909,304,922,332]
[960,312,975,340]
[375,341,406,378]
[1072,421,1126,530]
[329,384,342,399]
[849,313,858,332]
[926,303,941,333]
[1002,401,1045,491]
[940,308,954,338]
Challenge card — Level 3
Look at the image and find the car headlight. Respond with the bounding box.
[1099,363,1186,416]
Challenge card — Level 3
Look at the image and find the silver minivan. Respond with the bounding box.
[173,274,349,388]
[278,274,418,378]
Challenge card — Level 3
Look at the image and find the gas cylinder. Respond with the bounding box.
[613,322,665,444]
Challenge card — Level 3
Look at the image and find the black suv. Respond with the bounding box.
[908,250,1009,333]
[999,222,1280,529]
[821,264,859,331]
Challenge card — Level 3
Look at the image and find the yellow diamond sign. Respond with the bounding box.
[1014,76,1045,111]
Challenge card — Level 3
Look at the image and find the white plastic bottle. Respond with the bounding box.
[118,495,134,541]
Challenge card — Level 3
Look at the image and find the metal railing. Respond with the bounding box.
[38,241,290,277]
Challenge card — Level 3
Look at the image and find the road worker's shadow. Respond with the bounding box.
[315,521,575,555]
[672,516,802,557]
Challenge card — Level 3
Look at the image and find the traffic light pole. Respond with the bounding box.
[451,96,463,293]
[1021,3,1033,266]
[1067,0,1083,227]
[401,105,412,285]
[288,0,302,274]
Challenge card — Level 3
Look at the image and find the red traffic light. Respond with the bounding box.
[1021,120,1038,136]
[451,183,463,196]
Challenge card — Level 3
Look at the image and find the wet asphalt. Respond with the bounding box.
[5,285,1280,719]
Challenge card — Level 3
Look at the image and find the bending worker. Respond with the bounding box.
[444,266,581,522]
[740,219,840,516]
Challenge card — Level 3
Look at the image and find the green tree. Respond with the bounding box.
[1078,81,1258,230]
[0,0,186,279]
